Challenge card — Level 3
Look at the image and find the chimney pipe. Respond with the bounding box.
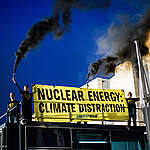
[134,40,150,149]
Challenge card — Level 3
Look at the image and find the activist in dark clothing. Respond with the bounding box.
[126,92,139,126]
[7,92,20,123]
[12,76,33,121]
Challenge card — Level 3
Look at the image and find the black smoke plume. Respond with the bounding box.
[14,18,60,73]
[13,0,71,73]
[14,0,110,73]
[88,8,150,80]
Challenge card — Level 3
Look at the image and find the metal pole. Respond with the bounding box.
[25,126,27,150]
[134,40,150,149]
[19,124,22,150]
[0,113,7,120]
[1,130,2,150]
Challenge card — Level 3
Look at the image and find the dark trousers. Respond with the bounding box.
[128,104,136,126]
[22,101,32,121]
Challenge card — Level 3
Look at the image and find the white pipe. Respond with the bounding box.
[134,40,150,149]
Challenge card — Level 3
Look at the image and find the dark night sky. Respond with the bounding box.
[0,0,149,119]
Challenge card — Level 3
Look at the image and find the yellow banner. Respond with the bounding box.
[32,84,129,122]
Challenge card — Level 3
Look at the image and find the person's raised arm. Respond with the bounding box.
[12,74,23,94]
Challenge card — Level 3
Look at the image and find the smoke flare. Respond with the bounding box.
[88,8,150,80]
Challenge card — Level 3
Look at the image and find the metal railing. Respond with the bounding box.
[0,101,21,125]
[0,101,145,127]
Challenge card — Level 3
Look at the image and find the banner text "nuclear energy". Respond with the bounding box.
[37,88,123,102]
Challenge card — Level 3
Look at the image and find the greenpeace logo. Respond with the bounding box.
[77,114,97,119]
